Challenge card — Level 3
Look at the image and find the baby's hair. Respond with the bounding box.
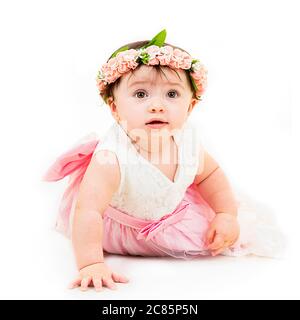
[102,40,196,104]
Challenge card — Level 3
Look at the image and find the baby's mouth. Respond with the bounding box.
[145,120,169,125]
[145,120,169,129]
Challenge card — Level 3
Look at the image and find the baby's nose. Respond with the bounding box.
[148,104,165,113]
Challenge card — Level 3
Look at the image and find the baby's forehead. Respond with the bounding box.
[125,65,187,88]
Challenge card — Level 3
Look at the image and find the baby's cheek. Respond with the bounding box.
[169,114,187,129]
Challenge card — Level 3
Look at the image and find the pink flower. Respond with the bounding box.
[145,45,161,65]
[191,64,207,80]
[116,49,139,73]
[169,48,192,69]
[106,57,118,71]
[100,58,122,83]
[190,63,208,93]
[180,51,193,69]
[157,45,173,65]
[106,68,121,83]
[190,67,208,96]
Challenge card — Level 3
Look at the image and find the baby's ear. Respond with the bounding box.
[107,97,119,121]
[188,98,198,115]
[106,96,114,108]
[106,96,115,111]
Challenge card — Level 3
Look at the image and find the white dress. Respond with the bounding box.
[93,119,203,220]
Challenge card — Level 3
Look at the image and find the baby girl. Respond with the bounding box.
[44,29,285,292]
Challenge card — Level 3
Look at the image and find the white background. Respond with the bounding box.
[0,0,299,299]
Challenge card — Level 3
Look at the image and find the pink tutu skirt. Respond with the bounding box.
[100,184,215,258]
[43,133,286,259]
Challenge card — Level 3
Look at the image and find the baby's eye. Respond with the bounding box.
[168,90,179,98]
[134,90,148,99]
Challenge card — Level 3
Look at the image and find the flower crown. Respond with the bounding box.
[96,29,207,103]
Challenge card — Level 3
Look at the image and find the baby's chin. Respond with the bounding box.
[127,126,172,142]
[140,123,185,139]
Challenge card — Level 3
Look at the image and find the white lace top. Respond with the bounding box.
[93,119,203,220]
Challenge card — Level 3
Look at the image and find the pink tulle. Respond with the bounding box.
[43,139,100,235]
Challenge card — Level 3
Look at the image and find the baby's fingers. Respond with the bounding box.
[211,239,234,256]
[68,277,82,289]
[205,228,216,246]
[211,247,226,256]
[112,272,130,283]
[102,277,117,290]
[207,234,224,250]
[92,276,103,292]
[80,276,92,291]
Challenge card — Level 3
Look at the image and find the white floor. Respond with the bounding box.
[50,231,300,300]
[1,214,299,300]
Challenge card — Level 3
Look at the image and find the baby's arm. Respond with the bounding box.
[193,149,240,255]
[70,150,129,291]
[193,149,237,216]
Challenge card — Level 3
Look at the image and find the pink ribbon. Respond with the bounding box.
[136,202,190,241]
[43,139,100,236]
[43,139,100,182]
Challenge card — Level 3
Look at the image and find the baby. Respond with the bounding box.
[44,29,285,292]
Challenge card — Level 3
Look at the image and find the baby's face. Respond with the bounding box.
[108,64,198,141]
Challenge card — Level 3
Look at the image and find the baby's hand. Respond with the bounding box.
[205,213,240,256]
[68,262,130,292]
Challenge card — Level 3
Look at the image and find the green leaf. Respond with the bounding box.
[139,52,150,64]
[140,29,167,49]
[110,45,130,58]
